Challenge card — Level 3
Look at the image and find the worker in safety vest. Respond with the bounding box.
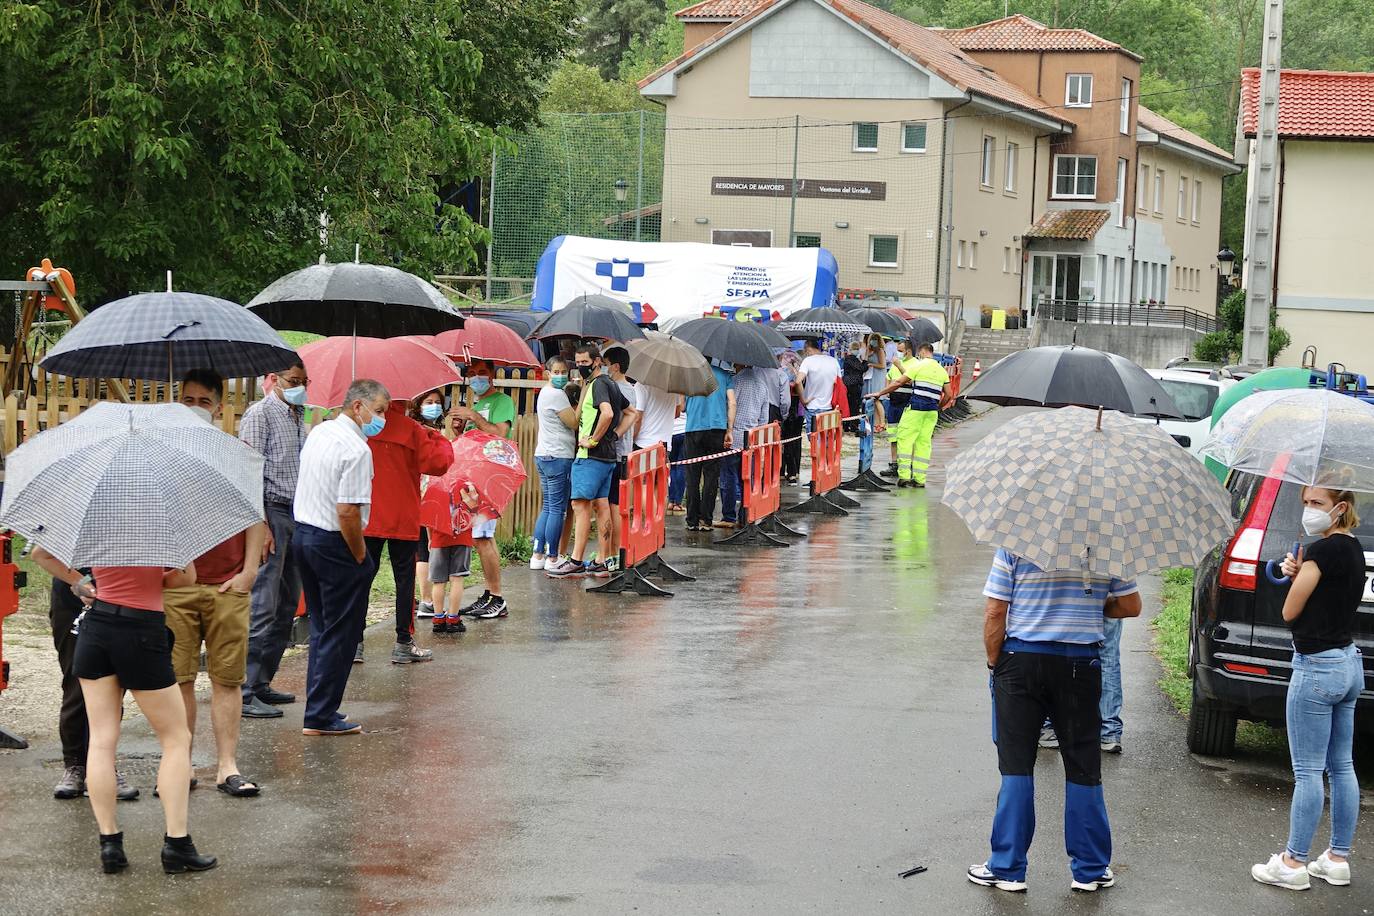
[869,342,953,488]
[881,340,918,477]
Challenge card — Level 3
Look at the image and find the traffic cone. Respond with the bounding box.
[972,359,982,381]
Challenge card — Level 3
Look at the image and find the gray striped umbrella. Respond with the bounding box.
[247,262,464,336]
[941,407,1233,579]
[0,402,265,568]
[39,292,298,381]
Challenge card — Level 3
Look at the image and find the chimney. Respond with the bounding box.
[678,1,766,54]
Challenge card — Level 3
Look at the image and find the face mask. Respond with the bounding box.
[281,385,308,406]
[187,406,213,424]
[551,374,569,389]
[576,365,594,379]
[1302,505,1337,536]
[421,403,444,421]
[361,410,386,438]
[470,376,491,396]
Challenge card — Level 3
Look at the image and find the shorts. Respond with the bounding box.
[417,527,430,554]
[429,545,472,582]
[571,457,616,501]
[471,517,498,540]
[886,396,908,426]
[608,459,625,506]
[71,603,178,691]
[163,584,250,686]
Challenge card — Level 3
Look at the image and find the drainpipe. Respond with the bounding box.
[1025,131,1054,321]
[938,97,974,328]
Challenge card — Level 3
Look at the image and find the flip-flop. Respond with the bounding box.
[217,774,260,797]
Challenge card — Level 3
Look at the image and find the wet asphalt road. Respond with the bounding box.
[1,406,1371,916]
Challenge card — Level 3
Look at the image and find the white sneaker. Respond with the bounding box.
[1307,851,1351,886]
[1101,739,1122,754]
[416,601,436,620]
[544,555,564,572]
[1252,854,1311,890]
[1071,867,1115,892]
[529,553,546,571]
[967,863,1027,893]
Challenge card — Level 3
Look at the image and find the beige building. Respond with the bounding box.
[643,0,1238,326]
[1238,68,1374,369]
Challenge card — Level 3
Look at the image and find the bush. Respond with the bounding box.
[1193,330,1236,363]
[1192,289,1290,366]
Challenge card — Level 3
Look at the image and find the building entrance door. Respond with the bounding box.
[1030,254,1084,321]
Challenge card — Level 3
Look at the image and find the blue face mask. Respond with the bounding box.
[281,385,308,406]
[361,410,386,437]
[470,376,492,396]
[421,402,444,421]
[550,374,569,389]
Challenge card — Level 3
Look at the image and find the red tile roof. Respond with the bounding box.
[940,14,1141,62]
[1240,68,1374,140]
[674,0,765,18]
[1023,208,1111,240]
[646,0,1068,126]
[1136,105,1232,162]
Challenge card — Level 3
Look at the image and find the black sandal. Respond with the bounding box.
[216,774,260,797]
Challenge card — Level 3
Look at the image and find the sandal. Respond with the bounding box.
[216,774,261,797]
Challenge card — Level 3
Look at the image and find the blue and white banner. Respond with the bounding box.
[531,236,839,322]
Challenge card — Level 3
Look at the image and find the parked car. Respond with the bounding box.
[1134,369,1235,457]
[1188,471,1374,756]
[1163,358,1236,380]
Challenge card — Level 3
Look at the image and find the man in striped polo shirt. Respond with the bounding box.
[968,548,1141,895]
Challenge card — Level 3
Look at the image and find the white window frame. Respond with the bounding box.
[957,240,966,268]
[1005,142,1019,193]
[1115,158,1128,227]
[1192,179,1202,223]
[1120,78,1131,134]
[1065,73,1093,108]
[1177,176,1188,220]
[1153,168,1165,213]
[868,234,899,268]
[853,122,879,153]
[1053,155,1098,199]
[1003,246,1011,273]
[970,241,979,270]
[981,135,996,187]
[1136,161,1149,212]
[900,122,927,153]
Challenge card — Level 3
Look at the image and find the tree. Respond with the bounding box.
[1193,289,1290,365]
[543,61,646,113]
[581,0,667,79]
[618,8,685,84]
[459,0,582,130]
[0,1,570,305]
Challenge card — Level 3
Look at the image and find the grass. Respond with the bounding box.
[278,330,322,349]
[1152,567,1290,755]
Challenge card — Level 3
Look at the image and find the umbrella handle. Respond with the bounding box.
[1263,541,1301,586]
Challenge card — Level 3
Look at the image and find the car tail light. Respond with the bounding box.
[1219,462,1288,592]
[1223,662,1270,676]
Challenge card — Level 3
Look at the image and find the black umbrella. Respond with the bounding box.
[846,307,910,339]
[961,345,1183,418]
[247,262,464,336]
[907,317,944,348]
[528,296,645,342]
[747,321,792,348]
[775,307,870,338]
[671,318,775,369]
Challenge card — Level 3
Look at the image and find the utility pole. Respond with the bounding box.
[1241,0,1283,368]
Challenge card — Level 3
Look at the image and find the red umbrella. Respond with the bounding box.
[884,306,917,321]
[298,335,463,406]
[430,317,538,367]
[420,431,527,535]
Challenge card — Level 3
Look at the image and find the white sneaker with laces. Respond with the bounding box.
[544,556,563,572]
[1307,851,1351,886]
[967,863,1027,893]
[529,553,545,570]
[1071,867,1115,892]
[1252,854,1311,890]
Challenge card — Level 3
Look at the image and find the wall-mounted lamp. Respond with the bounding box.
[694,217,709,225]
[979,229,989,237]
[834,221,849,229]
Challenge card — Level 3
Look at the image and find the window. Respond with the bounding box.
[981,135,996,187]
[1115,158,1128,227]
[901,122,927,153]
[793,233,821,248]
[869,234,898,267]
[1120,78,1132,134]
[1178,176,1188,220]
[1003,246,1011,273]
[1153,168,1164,213]
[1192,179,1202,223]
[853,122,879,152]
[957,240,966,268]
[1053,155,1097,198]
[1005,142,1019,192]
[1066,73,1093,108]
[970,241,979,270]
[1137,161,1149,212]
[1013,246,1021,275]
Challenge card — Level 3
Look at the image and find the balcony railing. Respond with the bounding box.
[1031,299,1218,334]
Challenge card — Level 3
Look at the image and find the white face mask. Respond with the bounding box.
[1301,505,1336,536]
[188,406,214,425]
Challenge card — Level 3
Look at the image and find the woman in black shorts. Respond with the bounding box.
[33,550,218,876]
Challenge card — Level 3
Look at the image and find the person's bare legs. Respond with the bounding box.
[607,499,622,557]
[447,576,463,613]
[80,676,125,835]
[209,681,248,786]
[593,498,614,562]
[131,685,193,837]
[558,512,574,557]
[571,499,592,562]
[430,581,447,614]
[474,538,501,596]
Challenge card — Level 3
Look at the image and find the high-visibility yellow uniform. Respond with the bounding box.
[894,357,949,484]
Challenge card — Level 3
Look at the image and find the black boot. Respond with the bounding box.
[100,832,128,874]
[161,834,218,874]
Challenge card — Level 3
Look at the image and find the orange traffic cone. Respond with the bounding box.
[972,359,982,381]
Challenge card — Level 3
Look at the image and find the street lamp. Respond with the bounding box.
[1216,247,1236,282]
[613,178,629,204]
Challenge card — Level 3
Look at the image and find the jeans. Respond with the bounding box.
[804,407,829,434]
[296,524,375,730]
[363,537,418,643]
[242,501,302,701]
[684,428,725,528]
[857,399,876,472]
[49,578,88,767]
[534,456,573,556]
[1099,618,1123,742]
[1285,644,1363,861]
[781,414,804,479]
[719,452,742,523]
[668,434,687,505]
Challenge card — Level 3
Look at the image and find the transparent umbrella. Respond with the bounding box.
[1200,388,1374,491]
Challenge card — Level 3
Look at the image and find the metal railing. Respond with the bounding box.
[1031,299,1218,333]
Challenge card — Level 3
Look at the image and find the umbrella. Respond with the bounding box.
[298,336,462,406]
[421,431,528,535]
[961,345,1182,418]
[430,318,538,367]
[1200,388,1374,491]
[0,402,264,568]
[1202,366,1320,483]
[907,317,944,348]
[38,292,297,382]
[845,307,910,339]
[247,262,464,336]
[775,306,870,338]
[671,318,775,369]
[625,336,718,396]
[528,296,645,342]
[942,407,1233,579]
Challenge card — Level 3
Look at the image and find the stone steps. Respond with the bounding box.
[957,328,1033,373]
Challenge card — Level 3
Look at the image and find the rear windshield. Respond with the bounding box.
[1229,471,1374,537]
[1155,379,1219,421]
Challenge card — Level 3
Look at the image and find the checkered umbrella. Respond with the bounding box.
[941,407,1233,579]
[774,307,869,338]
[38,292,298,381]
[0,402,265,568]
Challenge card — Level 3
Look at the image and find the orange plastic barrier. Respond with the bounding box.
[741,422,783,522]
[0,533,30,748]
[809,409,843,496]
[590,444,694,596]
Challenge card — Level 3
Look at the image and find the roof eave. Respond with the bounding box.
[1157,134,1243,174]
[968,93,1073,133]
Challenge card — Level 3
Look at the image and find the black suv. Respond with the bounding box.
[1188,471,1374,755]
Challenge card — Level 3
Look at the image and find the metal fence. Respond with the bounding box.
[1031,299,1218,334]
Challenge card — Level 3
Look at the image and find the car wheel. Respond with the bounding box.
[1187,678,1237,757]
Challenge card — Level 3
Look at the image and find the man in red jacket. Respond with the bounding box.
[355,399,453,664]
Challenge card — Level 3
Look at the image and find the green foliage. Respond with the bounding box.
[543,61,647,113]
[459,0,582,130]
[581,0,667,79]
[618,8,685,84]
[1193,289,1288,364]
[1193,330,1236,364]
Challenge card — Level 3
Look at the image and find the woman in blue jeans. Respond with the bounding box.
[1252,486,1365,891]
[530,358,579,571]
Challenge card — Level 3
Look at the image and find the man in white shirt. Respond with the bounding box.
[633,382,678,451]
[794,338,840,431]
[294,378,389,736]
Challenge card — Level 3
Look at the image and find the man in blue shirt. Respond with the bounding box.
[969,548,1141,895]
[682,360,735,531]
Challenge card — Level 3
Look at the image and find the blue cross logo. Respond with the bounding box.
[595,258,645,293]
